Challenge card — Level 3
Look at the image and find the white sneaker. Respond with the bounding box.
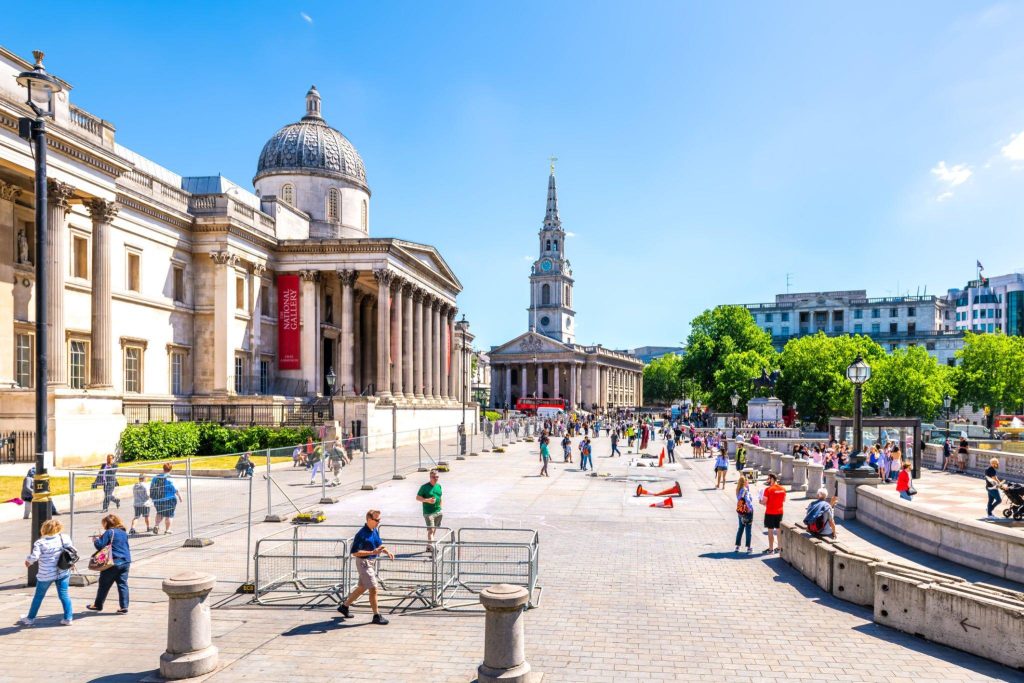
[60,618,73,626]
[18,615,34,626]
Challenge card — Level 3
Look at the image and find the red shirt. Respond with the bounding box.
[896,469,910,492]
[763,484,786,515]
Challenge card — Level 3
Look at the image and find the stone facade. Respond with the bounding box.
[0,47,474,465]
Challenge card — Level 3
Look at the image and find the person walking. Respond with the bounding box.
[896,462,914,501]
[20,519,76,626]
[539,433,551,477]
[985,458,1003,519]
[337,509,394,624]
[956,436,969,474]
[150,464,182,535]
[761,473,786,553]
[561,434,573,464]
[93,454,121,512]
[940,437,953,472]
[416,469,443,553]
[580,437,593,471]
[130,474,151,535]
[86,514,132,614]
[21,466,59,519]
[735,444,747,472]
[734,475,754,553]
[308,442,324,484]
[666,435,676,464]
[610,430,621,457]
[714,449,729,489]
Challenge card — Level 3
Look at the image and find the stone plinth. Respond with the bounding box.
[780,455,794,484]
[478,583,536,683]
[159,571,219,679]
[792,459,808,492]
[824,469,838,498]
[806,463,824,496]
[769,451,782,476]
[835,472,882,520]
[746,396,784,422]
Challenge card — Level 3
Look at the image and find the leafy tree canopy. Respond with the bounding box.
[681,306,776,400]
[643,353,685,405]
[863,345,955,421]
[953,333,1024,422]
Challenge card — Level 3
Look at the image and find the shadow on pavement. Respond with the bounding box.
[698,551,762,561]
[281,617,354,635]
[87,671,155,682]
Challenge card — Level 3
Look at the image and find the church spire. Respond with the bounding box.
[543,157,561,229]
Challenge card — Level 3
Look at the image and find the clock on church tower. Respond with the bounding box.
[528,165,575,344]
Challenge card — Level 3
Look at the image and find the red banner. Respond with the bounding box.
[277,274,301,370]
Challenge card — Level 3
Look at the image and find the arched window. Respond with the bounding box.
[565,285,571,306]
[553,240,559,251]
[327,188,340,221]
[541,283,550,305]
[545,239,551,251]
[361,199,368,230]
[281,184,294,206]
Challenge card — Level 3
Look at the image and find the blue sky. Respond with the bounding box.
[6,2,1024,351]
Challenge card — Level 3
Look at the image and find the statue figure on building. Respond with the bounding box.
[17,229,30,265]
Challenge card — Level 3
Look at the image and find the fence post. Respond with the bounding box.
[361,436,375,491]
[392,430,405,481]
[437,426,448,467]
[183,457,212,548]
[68,472,75,541]
[418,429,427,472]
[242,473,254,592]
[264,448,286,522]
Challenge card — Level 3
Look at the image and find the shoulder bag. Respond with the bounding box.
[57,533,80,571]
[89,530,116,572]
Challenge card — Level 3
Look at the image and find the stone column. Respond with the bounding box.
[0,182,21,386]
[159,571,219,679]
[210,251,239,394]
[477,584,533,683]
[504,366,512,408]
[431,300,442,399]
[447,309,457,399]
[422,296,433,398]
[413,289,425,399]
[553,363,560,399]
[373,269,393,399]
[361,294,374,394]
[806,463,824,496]
[298,270,320,395]
[520,364,527,399]
[46,180,74,386]
[390,276,404,398]
[402,283,414,399]
[338,270,357,395]
[250,263,266,388]
[568,364,576,409]
[792,459,808,492]
[781,454,794,484]
[352,291,363,393]
[535,364,543,398]
[86,199,117,388]
[439,305,450,400]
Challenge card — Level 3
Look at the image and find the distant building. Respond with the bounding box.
[471,350,491,407]
[743,290,963,366]
[625,346,684,363]
[949,272,1024,336]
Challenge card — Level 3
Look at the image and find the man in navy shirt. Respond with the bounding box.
[337,509,395,624]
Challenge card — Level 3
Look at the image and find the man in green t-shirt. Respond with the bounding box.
[415,469,443,553]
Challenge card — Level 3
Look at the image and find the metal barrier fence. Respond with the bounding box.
[254,525,350,606]
[1,430,35,463]
[441,528,541,608]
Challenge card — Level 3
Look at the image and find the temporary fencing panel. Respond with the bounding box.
[254,525,350,605]
[441,528,541,608]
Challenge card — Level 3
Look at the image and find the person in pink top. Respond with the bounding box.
[751,433,760,446]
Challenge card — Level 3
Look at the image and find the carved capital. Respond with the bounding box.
[448,306,458,321]
[389,274,405,292]
[47,179,75,214]
[86,198,119,224]
[209,250,240,267]
[299,269,320,282]
[401,280,414,296]
[430,296,442,311]
[251,263,267,277]
[338,269,358,288]
[373,268,394,287]
[0,180,21,202]
[412,287,425,303]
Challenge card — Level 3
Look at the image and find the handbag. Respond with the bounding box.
[907,486,918,496]
[57,534,79,571]
[89,532,115,572]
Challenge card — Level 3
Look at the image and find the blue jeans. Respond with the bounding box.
[28,573,72,621]
[94,564,130,610]
[735,514,752,548]
[899,491,913,501]
[987,489,1002,515]
[580,455,592,470]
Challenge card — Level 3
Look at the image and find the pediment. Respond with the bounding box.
[392,240,462,292]
[489,331,573,357]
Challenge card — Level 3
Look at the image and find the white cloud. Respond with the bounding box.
[1002,131,1024,161]
[937,191,954,202]
[931,161,972,186]
[300,11,313,24]
[522,255,532,261]
[565,231,577,238]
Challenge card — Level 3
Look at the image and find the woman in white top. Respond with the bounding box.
[21,518,76,626]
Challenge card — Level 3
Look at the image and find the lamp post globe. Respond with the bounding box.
[325,367,336,395]
[17,50,64,585]
[730,393,740,437]
[842,354,874,476]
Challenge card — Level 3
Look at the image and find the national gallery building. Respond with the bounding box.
[0,47,474,465]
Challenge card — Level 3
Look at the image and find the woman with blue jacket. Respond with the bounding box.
[86,514,132,613]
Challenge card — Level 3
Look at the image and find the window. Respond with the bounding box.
[907,322,916,336]
[854,324,863,334]
[926,342,936,351]
[260,359,270,394]
[234,356,245,393]
[889,322,898,334]
[327,188,340,221]
[871,323,880,334]
[765,313,773,322]
[126,250,141,292]
[871,308,880,318]
[170,351,184,395]
[360,199,368,230]
[833,310,843,322]
[260,284,270,316]
[889,307,898,317]
[324,294,334,323]
[854,309,863,319]
[124,346,142,393]
[781,312,790,322]
[565,285,571,307]
[16,333,33,388]
[236,276,245,310]
[545,239,551,251]
[541,284,550,305]
[72,235,88,280]
[553,240,558,251]
[781,326,790,336]
[281,184,294,206]
[947,358,956,367]
[908,307,916,316]
[172,265,185,303]
[799,312,809,323]
[69,340,88,389]
[765,327,773,336]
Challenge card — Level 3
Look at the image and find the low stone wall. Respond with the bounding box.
[855,486,1024,584]
[923,443,1024,483]
[780,522,1024,670]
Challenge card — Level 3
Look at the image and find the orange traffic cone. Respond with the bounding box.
[635,484,652,497]
[654,481,682,497]
[649,497,674,509]
[658,448,666,467]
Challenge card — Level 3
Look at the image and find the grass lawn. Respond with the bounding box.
[113,455,292,471]
[0,475,93,504]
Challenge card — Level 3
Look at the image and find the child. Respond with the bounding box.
[130,473,151,535]
[561,435,573,463]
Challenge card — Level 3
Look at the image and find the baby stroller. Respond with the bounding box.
[1001,482,1024,520]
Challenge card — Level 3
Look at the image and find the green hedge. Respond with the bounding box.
[483,410,502,422]
[119,423,316,462]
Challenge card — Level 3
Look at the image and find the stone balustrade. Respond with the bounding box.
[780,454,794,484]
[792,459,808,491]
[805,463,823,494]
[923,443,1024,483]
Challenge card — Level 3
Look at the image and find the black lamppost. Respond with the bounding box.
[883,397,890,417]
[730,393,740,437]
[841,354,874,476]
[456,314,469,453]
[325,367,337,395]
[943,394,952,443]
[17,52,62,585]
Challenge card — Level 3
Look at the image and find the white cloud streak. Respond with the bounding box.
[1002,131,1024,161]
[931,161,972,186]
[300,12,313,24]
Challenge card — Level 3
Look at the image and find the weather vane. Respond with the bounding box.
[549,155,558,174]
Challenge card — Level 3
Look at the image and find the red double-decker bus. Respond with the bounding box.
[515,397,566,414]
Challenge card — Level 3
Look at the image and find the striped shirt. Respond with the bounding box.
[26,534,73,582]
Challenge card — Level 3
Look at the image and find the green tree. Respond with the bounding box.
[711,349,776,413]
[953,332,1024,434]
[643,353,685,405]
[680,305,776,405]
[863,345,955,420]
[776,333,885,428]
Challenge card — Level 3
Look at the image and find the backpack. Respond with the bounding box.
[150,475,167,502]
[736,493,751,515]
[804,501,829,534]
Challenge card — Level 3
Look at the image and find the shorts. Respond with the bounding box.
[764,513,783,529]
[155,500,177,518]
[134,505,150,518]
[355,557,379,589]
[714,466,727,472]
[424,512,443,528]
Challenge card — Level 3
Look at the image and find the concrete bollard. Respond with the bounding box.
[780,455,794,484]
[806,463,824,496]
[478,583,535,683]
[792,459,808,492]
[823,468,838,498]
[159,571,219,680]
[769,451,782,475]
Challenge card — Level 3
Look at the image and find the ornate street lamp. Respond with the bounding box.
[883,397,890,417]
[17,51,63,586]
[325,367,337,395]
[943,394,952,443]
[456,314,469,454]
[842,354,874,476]
[730,393,740,437]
